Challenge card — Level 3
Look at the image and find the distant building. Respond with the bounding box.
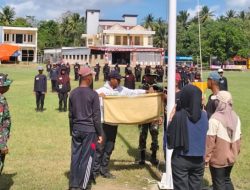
[0,26,38,62]
[82,10,164,66]
[44,47,90,65]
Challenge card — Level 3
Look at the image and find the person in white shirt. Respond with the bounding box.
[92,70,152,180]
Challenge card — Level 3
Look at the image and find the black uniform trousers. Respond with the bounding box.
[36,91,45,110]
[171,151,205,190]
[74,72,79,81]
[136,75,141,82]
[93,124,118,176]
[95,72,99,81]
[69,130,97,190]
[58,92,68,111]
[210,165,234,190]
[0,153,5,174]
[51,80,57,92]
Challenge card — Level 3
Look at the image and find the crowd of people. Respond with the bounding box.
[0,62,241,190]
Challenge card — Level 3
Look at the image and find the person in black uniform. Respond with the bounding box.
[94,63,101,81]
[66,62,71,75]
[50,63,59,92]
[46,61,52,79]
[74,62,80,81]
[114,63,120,73]
[34,66,47,112]
[56,66,71,112]
[103,63,110,81]
[218,68,228,91]
[124,67,135,89]
[69,66,103,190]
[135,64,142,82]
[125,63,130,75]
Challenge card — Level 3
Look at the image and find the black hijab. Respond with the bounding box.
[167,84,202,152]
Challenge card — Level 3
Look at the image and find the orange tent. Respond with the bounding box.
[0,44,20,61]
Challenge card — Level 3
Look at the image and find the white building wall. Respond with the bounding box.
[123,16,137,26]
[86,10,100,35]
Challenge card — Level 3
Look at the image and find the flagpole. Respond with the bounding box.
[158,0,176,188]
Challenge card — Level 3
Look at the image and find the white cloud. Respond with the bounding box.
[225,0,249,8]
[187,5,202,19]
[4,0,141,20]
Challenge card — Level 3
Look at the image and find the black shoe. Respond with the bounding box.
[150,157,159,166]
[101,172,116,179]
[139,160,145,165]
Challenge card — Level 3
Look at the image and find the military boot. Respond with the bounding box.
[139,150,146,165]
[150,150,159,166]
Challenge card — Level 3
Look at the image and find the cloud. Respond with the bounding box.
[225,0,249,8]
[187,5,202,19]
[4,0,141,20]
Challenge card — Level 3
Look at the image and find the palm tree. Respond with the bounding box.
[143,14,155,30]
[0,6,15,25]
[226,10,236,19]
[177,10,190,29]
[238,11,246,20]
[200,6,214,23]
[154,18,167,48]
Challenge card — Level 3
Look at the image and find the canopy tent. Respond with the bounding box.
[0,44,20,61]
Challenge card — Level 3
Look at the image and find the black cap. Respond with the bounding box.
[109,71,122,80]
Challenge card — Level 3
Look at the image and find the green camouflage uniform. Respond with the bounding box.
[0,95,11,174]
[138,122,159,152]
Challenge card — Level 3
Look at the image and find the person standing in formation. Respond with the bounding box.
[34,66,47,112]
[124,67,135,89]
[74,62,81,81]
[0,73,12,175]
[50,63,59,92]
[103,63,110,81]
[218,68,228,91]
[94,63,100,81]
[69,67,103,190]
[56,66,71,112]
[134,64,142,82]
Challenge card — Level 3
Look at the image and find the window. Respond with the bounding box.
[12,34,15,42]
[62,55,65,59]
[73,55,76,60]
[4,34,9,42]
[95,54,98,59]
[28,35,33,42]
[88,39,93,45]
[85,55,88,60]
[135,36,140,45]
[100,54,104,59]
[148,36,153,45]
[105,35,110,44]
[16,34,23,43]
[123,36,128,45]
[77,55,79,60]
[23,34,26,42]
[115,36,121,45]
[81,55,84,60]
[69,55,72,59]
[66,55,68,59]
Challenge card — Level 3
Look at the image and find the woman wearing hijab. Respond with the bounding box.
[167,84,208,190]
[205,91,241,190]
[56,66,71,112]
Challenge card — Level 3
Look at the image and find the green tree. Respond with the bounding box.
[143,14,155,30]
[38,20,61,50]
[226,10,237,20]
[200,6,214,23]
[153,18,167,48]
[177,10,190,29]
[0,6,15,25]
[12,17,31,27]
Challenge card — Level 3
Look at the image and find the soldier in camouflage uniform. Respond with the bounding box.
[0,73,12,175]
[138,73,162,165]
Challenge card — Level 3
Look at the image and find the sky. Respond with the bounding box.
[0,0,249,23]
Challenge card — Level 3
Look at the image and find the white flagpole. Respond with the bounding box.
[158,0,176,189]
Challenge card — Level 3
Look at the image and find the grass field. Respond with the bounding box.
[0,64,249,190]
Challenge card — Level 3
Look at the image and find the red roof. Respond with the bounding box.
[0,44,20,61]
[233,56,247,62]
[90,46,164,52]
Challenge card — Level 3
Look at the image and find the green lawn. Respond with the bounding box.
[0,64,249,190]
